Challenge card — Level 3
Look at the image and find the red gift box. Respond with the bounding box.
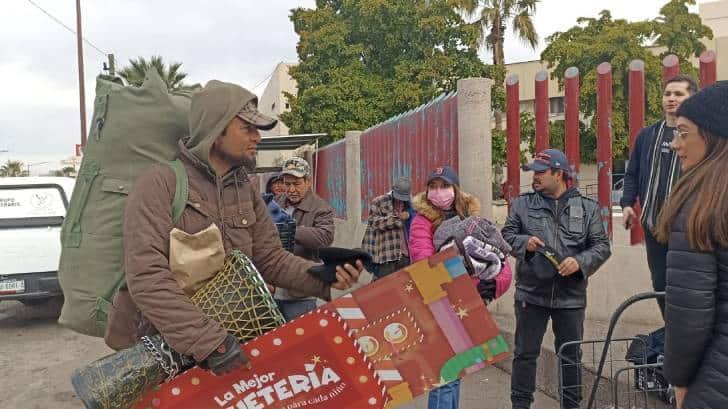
[321,247,510,407]
[133,311,386,409]
[135,247,508,409]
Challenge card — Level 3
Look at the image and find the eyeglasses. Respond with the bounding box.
[673,129,689,140]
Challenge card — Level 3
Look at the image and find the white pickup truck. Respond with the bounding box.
[0,177,75,304]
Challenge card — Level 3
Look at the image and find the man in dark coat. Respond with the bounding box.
[502,149,611,409]
[620,75,697,316]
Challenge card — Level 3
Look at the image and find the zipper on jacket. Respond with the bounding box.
[216,176,225,241]
[550,199,561,308]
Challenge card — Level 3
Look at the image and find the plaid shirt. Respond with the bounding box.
[361,193,412,264]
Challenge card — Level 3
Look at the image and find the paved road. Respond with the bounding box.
[0,300,558,409]
[398,365,559,409]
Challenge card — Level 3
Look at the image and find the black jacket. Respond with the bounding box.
[620,122,662,209]
[502,188,611,308]
[664,200,728,408]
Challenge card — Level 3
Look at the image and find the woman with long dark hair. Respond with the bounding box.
[655,81,728,409]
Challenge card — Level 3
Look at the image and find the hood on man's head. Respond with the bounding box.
[186,80,277,168]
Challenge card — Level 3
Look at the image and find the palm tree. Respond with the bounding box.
[454,0,539,65]
[1,160,26,177]
[118,56,196,91]
[452,0,539,130]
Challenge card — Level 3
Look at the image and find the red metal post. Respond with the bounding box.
[506,74,520,205]
[597,62,613,241]
[628,60,645,245]
[700,50,717,88]
[662,54,680,84]
[564,67,580,184]
[535,70,550,153]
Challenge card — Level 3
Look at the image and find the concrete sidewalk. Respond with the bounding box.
[492,310,669,409]
[399,365,560,409]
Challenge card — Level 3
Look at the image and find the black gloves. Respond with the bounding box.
[308,247,374,283]
[199,334,248,376]
[477,278,497,302]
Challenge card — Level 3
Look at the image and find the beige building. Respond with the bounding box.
[258,62,298,137]
[701,0,728,80]
[256,62,302,167]
[504,60,565,119]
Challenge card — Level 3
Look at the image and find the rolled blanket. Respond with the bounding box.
[462,236,504,280]
[433,216,512,256]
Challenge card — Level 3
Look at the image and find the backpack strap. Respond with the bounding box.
[99,159,189,315]
[168,159,188,223]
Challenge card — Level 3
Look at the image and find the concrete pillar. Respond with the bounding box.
[457,78,494,220]
[345,131,362,222]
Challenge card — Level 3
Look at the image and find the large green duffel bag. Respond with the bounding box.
[58,70,192,337]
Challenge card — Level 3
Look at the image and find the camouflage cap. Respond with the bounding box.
[280,157,311,178]
[236,99,277,131]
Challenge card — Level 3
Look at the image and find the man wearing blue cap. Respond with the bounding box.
[502,149,612,409]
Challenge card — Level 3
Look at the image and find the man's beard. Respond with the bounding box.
[219,149,257,172]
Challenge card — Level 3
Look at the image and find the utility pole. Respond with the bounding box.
[106,54,116,76]
[75,0,87,147]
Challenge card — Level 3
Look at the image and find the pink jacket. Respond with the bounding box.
[408,192,511,299]
[411,212,512,299]
[409,214,436,262]
[494,262,513,300]
[409,191,481,262]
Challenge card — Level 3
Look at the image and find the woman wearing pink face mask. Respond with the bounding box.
[409,166,480,409]
[410,166,481,263]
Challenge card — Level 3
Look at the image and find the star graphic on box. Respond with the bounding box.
[324,247,510,408]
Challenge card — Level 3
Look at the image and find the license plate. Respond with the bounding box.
[0,279,25,294]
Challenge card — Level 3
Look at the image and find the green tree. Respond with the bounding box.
[453,0,539,65]
[518,114,597,163]
[652,0,713,61]
[282,0,491,144]
[542,2,712,162]
[0,160,27,177]
[118,56,196,91]
[541,11,663,161]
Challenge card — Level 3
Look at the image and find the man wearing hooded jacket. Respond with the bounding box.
[502,149,611,409]
[106,81,363,376]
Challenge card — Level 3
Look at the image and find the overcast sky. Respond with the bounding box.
[0,0,705,173]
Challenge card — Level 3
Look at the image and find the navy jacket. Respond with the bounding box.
[620,122,662,209]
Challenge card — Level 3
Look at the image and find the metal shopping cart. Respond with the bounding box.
[557,292,675,409]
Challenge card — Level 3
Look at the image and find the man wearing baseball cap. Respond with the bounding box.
[502,148,611,409]
[112,81,364,377]
[361,177,416,279]
[274,156,336,320]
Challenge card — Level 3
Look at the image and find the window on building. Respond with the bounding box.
[550,97,565,114]
[519,100,535,113]
[285,103,290,110]
[272,102,276,111]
